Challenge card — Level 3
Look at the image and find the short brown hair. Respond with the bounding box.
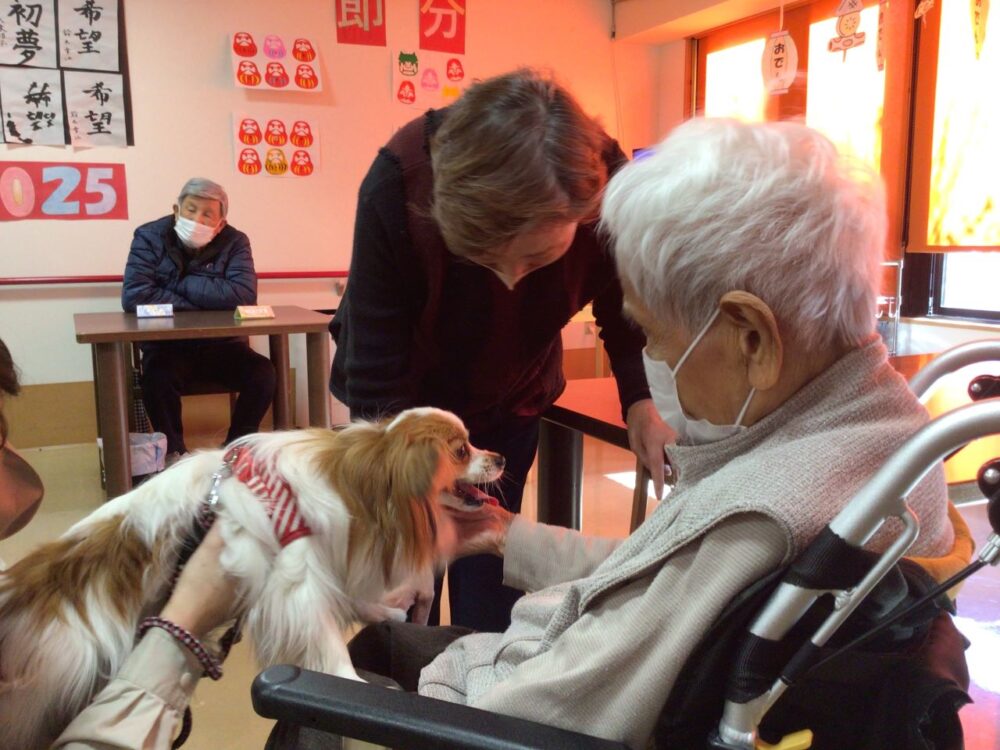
[0,338,20,450]
[430,69,608,259]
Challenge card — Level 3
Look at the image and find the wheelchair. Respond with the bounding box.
[251,340,1000,750]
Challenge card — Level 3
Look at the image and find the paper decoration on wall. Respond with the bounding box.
[0,66,64,144]
[914,0,935,21]
[231,33,322,92]
[335,0,386,46]
[65,70,126,146]
[0,160,128,220]
[829,0,866,59]
[973,0,990,59]
[233,114,319,177]
[419,0,466,55]
[58,0,120,71]
[392,49,467,107]
[876,0,887,71]
[762,30,798,95]
[0,0,132,146]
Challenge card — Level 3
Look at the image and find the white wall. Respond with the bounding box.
[1,0,660,422]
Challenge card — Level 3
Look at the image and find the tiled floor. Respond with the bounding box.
[1,437,997,749]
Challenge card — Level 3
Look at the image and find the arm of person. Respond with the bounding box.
[173,232,258,310]
[121,232,195,312]
[469,514,788,750]
[333,155,421,419]
[52,524,241,750]
[0,443,45,540]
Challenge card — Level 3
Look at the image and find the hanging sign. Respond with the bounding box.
[829,0,866,58]
[762,29,798,95]
[0,161,128,220]
[972,0,990,58]
[419,0,466,55]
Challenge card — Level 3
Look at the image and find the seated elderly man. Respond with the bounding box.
[122,178,276,463]
[266,119,954,750]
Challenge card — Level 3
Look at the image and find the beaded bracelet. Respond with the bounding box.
[138,616,223,680]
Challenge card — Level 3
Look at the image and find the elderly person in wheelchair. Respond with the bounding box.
[265,119,957,750]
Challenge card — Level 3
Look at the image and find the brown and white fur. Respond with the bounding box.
[0,407,504,750]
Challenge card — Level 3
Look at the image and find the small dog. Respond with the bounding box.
[0,407,504,750]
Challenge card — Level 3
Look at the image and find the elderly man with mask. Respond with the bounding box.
[122,177,275,463]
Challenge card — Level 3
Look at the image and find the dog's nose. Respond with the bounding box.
[496,455,506,470]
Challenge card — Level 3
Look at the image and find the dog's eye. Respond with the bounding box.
[455,444,469,460]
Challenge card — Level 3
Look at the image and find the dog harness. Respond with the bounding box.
[227,446,313,547]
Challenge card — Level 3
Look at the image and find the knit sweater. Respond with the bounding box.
[418,339,953,748]
[329,110,650,433]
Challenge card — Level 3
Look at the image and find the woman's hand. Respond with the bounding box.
[626,398,676,501]
[445,502,515,559]
[158,523,242,640]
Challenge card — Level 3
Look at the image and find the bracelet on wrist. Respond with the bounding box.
[138,616,223,680]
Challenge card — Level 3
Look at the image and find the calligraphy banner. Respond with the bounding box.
[335,0,387,46]
[0,0,57,68]
[0,160,128,220]
[419,0,466,55]
[58,0,120,72]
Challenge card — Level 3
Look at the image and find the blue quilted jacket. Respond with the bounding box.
[121,215,257,313]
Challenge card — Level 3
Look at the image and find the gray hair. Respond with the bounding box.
[177,177,229,217]
[601,118,886,350]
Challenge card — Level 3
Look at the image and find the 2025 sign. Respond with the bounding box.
[0,162,128,221]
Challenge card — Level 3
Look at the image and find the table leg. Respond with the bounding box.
[629,461,651,532]
[94,342,131,499]
[306,331,331,428]
[269,334,292,429]
[537,419,583,530]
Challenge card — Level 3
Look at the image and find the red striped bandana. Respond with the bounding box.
[231,447,312,547]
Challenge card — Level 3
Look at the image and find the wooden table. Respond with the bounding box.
[74,305,332,498]
[538,354,932,533]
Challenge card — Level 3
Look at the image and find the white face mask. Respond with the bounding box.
[643,310,756,445]
[174,215,218,249]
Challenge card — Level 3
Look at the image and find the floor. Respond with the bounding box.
[1,437,997,750]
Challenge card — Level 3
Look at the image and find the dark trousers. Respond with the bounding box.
[265,622,472,750]
[428,418,540,632]
[140,339,276,454]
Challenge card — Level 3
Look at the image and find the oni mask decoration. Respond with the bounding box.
[293,38,316,62]
[265,61,290,88]
[265,119,288,146]
[397,81,416,104]
[265,148,289,175]
[446,58,465,82]
[398,51,418,76]
[263,34,286,59]
[237,60,262,86]
[233,32,257,57]
[290,150,314,176]
[238,118,262,145]
[290,120,314,148]
[421,69,439,91]
[238,148,262,175]
[295,64,318,89]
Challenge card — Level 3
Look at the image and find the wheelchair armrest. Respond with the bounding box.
[252,665,631,750]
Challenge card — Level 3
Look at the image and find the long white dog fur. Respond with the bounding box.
[0,407,504,750]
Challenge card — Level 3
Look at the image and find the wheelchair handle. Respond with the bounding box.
[908,338,1000,399]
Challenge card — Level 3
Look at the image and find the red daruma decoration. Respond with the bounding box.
[290,120,314,147]
[265,62,289,88]
[290,150,314,176]
[446,58,464,81]
[237,60,262,86]
[233,31,257,57]
[238,118,262,145]
[265,119,288,146]
[265,148,289,175]
[238,148,262,175]
[397,81,416,104]
[294,64,318,89]
[292,38,316,62]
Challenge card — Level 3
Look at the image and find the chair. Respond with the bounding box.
[251,341,1000,750]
